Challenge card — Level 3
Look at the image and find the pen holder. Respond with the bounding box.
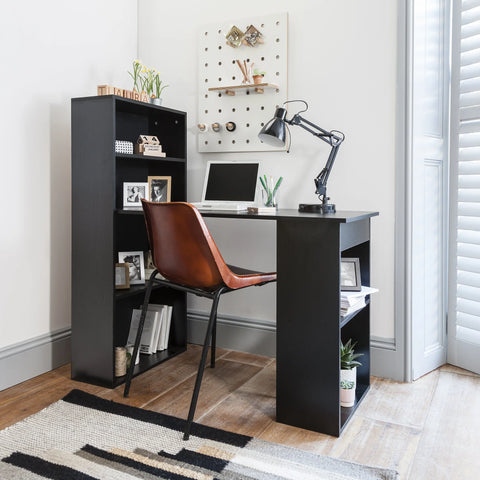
[260,175,282,208]
[262,188,279,208]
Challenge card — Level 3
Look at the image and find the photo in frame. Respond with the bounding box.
[341,257,361,291]
[118,251,145,285]
[123,182,148,207]
[148,176,171,202]
[115,263,130,289]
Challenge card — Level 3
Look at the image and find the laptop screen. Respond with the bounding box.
[204,162,259,202]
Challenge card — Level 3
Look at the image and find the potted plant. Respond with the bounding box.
[340,339,363,407]
[128,60,142,92]
[252,68,266,85]
[340,379,356,407]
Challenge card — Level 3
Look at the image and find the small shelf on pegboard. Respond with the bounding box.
[208,83,279,95]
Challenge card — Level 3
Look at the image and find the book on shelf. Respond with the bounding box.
[146,303,173,351]
[126,309,160,354]
[340,286,378,318]
[126,304,174,353]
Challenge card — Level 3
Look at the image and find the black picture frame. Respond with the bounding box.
[341,257,361,291]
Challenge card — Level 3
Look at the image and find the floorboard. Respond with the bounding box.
[0,345,478,480]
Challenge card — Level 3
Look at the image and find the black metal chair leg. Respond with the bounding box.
[183,288,224,440]
[210,314,217,368]
[124,271,158,398]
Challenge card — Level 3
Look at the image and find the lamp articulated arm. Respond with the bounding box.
[287,114,344,212]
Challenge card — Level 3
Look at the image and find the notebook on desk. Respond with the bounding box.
[191,161,259,211]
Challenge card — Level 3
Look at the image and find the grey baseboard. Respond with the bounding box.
[188,310,276,357]
[188,311,402,379]
[371,336,404,380]
[0,328,71,391]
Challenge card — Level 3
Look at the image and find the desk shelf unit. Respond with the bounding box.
[71,95,187,388]
[202,209,377,437]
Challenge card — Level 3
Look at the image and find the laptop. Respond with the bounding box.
[192,161,259,211]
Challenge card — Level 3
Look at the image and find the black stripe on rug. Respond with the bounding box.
[63,389,252,448]
[2,451,97,480]
[81,444,196,480]
[158,448,228,473]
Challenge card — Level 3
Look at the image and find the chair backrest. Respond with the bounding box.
[141,200,230,290]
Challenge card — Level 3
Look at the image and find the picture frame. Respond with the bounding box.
[148,176,171,202]
[118,251,145,285]
[341,257,361,291]
[123,182,148,207]
[115,263,130,289]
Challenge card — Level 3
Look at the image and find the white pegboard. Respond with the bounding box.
[197,13,288,153]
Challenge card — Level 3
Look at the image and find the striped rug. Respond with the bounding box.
[0,389,398,479]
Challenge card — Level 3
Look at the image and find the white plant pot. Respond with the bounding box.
[340,387,356,407]
[340,367,357,407]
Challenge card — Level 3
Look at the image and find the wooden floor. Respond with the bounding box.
[1,345,479,479]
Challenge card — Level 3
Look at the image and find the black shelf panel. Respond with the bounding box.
[115,283,168,299]
[340,382,370,430]
[115,153,185,163]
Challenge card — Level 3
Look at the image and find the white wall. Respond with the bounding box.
[0,0,137,350]
[138,0,398,342]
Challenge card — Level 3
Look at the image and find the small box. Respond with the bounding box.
[115,140,134,155]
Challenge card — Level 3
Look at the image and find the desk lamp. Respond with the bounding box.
[258,100,345,213]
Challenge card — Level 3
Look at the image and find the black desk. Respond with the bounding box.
[203,209,378,436]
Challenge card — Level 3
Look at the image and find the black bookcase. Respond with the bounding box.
[71,95,187,388]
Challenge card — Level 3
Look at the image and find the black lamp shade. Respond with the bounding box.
[258,107,288,147]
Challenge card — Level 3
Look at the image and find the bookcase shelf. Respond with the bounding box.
[71,95,187,388]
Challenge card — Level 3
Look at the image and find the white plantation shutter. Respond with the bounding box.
[451,0,480,361]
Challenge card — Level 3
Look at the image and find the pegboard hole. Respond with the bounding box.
[246,90,250,95]
[247,58,250,62]
[246,139,250,143]
[205,63,208,67]
[205,110,208,114]
[276,89,280,93]
[218,93,222,97]
[276,72,279,76]
[246,107,250,111]
[232,76,236,80]
[205,47,208,51]
[276,21,280,26]
[218,140,222,144]
[261,122,265,126]
[261,106,265,110]
[232,108,236,112]
[276,55,280,60]
[261,23,265,27]
[218,77,222,81]
[232,140,236,144]
[261,56,265,61]
[205,31,208,35]
[218,29,222,34]
[218,109,222,113]
[205,78,208,83]
[205,141,208,145]
[232,60,236,64]
[276,38,280,43]
[205,94,208,98]
[218,61,222,66]
[218,45,222,50]
[246,123,250,127]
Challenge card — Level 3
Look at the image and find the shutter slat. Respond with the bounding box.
[455,0,480,347]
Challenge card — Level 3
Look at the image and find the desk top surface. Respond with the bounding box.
[201,209,379,223]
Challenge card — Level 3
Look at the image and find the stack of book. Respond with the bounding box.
[341,286,378,318]
[126,304,173,354]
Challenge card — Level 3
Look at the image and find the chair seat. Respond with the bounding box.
[226,264,277,290]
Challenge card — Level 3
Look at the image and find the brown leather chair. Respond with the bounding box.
[124,200,276,440]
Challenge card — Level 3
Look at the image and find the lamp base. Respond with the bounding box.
[298,203,336,214]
